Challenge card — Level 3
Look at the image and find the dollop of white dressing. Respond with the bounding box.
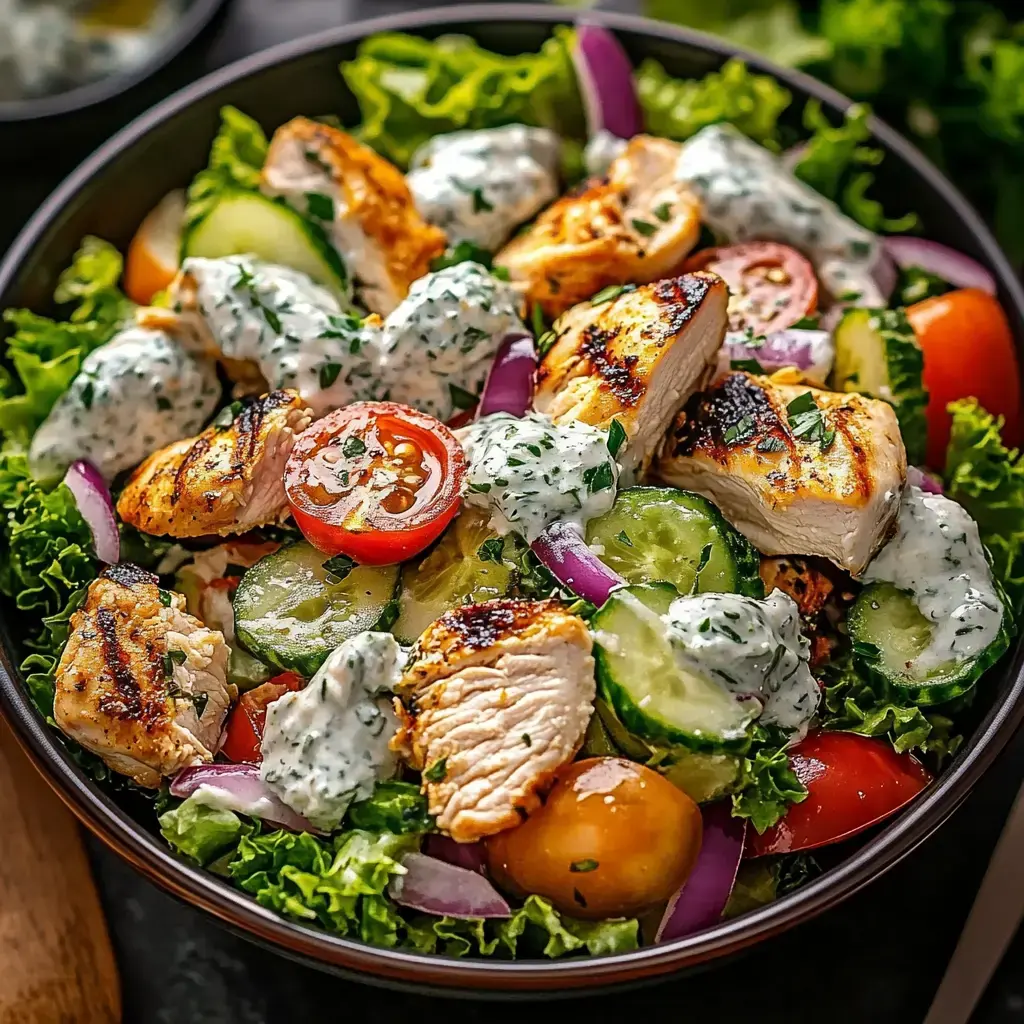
[584,129,629,177]
[861,484,1004,673]
[28,326,220,483]
[460,411,619,543]
[408,124,561,251]
[663,589,819,740]
[260,632,403,832]
[675,123,884,304]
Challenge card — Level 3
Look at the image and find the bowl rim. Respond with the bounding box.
[0,0,227,123]
[3,1,1024,994]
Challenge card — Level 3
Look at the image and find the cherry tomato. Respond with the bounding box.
[285,402,466,565]
[746,732,933,858]
[485,757,703,919]
[220,672,305,764]
[683,242,818,335]
[906,288,1021,467]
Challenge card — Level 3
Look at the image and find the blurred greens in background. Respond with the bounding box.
[577,0,1024,266]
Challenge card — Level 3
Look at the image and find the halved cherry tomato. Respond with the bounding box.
[906,288,1021,468]
[220,672,305,764]
[285,401,466,565]
[683,242,818,335]
[123,189,184,305]
[746,731,933,858]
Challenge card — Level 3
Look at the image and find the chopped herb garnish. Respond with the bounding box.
[590,283,635,305]
[730,358,765,374]
[606,418,627,458]
[630,218,657,237]
[570,859,599,873]
[477,537,505,564]
[615,530,633,548]
[522,733,533,747]
[468,481,491,494]
[80,381,95,411]
[342,436,367,458]
[158,589,173,607]
[214,401,244,428]
[786,392,833,451]
[537,330,557,358]
[449,383,478,411]
[306,192,335,221]
[723,414,756,446]
[319,362,342,390]
[756,435,787,453]
[653,202,672,222]
[582,462,615,494]
[156,396,173,412]
[573,887,588,908]
[424,757,448,783]
[323,553,356,581]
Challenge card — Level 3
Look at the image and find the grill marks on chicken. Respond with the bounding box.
[54,565,233,788]
[395,599,596,843]
[657,371,907,574]
[117,389,311,538]
[534,272,728,474]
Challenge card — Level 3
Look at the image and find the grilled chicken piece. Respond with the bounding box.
[394,599,595,843]
[54,563,233,788]
[117,390,312,539]
[261,117,446,315]
[495,135,702,317]
[533,272,728,475]
[656,371,906,574]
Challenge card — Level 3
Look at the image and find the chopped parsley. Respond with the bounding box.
[630,218,657,237]
[730,358,765,374]
[653,202,673,222]
[80,380,95,411]
[615,530,633,548]
[477,537,505,564]
[590,283,635,306]
[158,589,173,607]
[521,733,533,747]
[448,383,478,412]
[323,554,356,581]
[319,362,342,390]
[342,436,367,458]
[786,392,834,451]
[424,757,448,783]
[723,414,756,446]
[756,435,787,453]
[214,400,244,429]
[582,462,615,494]
[306,191,335,221]
[606,418,627,458]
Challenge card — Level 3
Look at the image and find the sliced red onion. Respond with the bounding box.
[423,833,488,874]
[63,459,119,564]
[573,23,642,140]
[477,332,536,419]
[388,853,511,919]
[170,763,318,833]
[884,236,997,296]
[872,249,899,302]
[719,328,833,385]
[532,520,625,607]
[908,465,944,494]
[656,801,746,942]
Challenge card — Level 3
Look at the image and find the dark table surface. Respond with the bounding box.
[3,1,1024,1021]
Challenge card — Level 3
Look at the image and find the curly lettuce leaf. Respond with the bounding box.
[945,398,1024,617]
[53,236,136,327]
[159,793,251,865]
[341,30,582,168]
[731,727,808,834]
[345,781,433,834]
[635,57,792,148]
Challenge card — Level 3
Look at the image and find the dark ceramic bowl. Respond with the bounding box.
[2,3,1023,997]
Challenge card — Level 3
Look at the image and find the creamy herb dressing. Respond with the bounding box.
[460,411,619,543]
[675,123,884,304]
[260,631,403,831]
[584,130,628,177]
[861,484,1004,673]
[28,326,220,484]
[408,124,561,250]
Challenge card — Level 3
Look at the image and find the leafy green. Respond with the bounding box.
[723,853,821,918]
[54,236,136,326]
[945,398,1024,617]
[342,31,582,168]
[894,264,954,306]
[731,727,808,833]
[635,57,791,148]
[184,106,269,231]
[345,781,434,834]
[159,794,251,865]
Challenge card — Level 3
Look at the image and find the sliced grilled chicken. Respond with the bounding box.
[394,598,595,843]
[495,135,702,317]
[656,370,906,574]
[533,272,728,475]
[117,390,312,538]
[54,563,233,788]
[261,117,446,315]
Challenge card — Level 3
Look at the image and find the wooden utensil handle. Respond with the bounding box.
[0,716,120,1023]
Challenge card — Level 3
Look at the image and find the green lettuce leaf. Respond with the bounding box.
[731,727,808,834]
[945,398,1024,617]
[635,57,792,148]
[53,236,136,327]
[723,853,821,919]
[346,780,433,834]
[159,793,251,865]
[341,30,582,168]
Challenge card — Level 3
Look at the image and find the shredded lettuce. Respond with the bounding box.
[635,57,792,148]
[341,30,583,168]
[345,780,433,834]
[159,793,251,865]
[731,727,808,834]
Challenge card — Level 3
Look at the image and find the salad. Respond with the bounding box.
[1,23,1022,960]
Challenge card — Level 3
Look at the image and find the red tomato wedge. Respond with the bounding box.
[746,731,933,858]
[220,672,305,764]
[285,401,466,565]
[683,242,818,336]
[906,288,1021,467]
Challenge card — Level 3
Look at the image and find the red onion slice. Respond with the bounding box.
[170,763,318,833]
[656,801,746,942]
[883,237,997,296]
[63,459,120,564]
[573,23,642,140]
[422,833,488,875]
[388,853,511,919]
[532,520,625,607]
[477,332,536,419]
[720,328,833,384]
[908,465,943,494]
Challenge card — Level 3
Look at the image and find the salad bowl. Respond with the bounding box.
[2,3,1024,996]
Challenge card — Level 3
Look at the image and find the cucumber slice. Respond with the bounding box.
[591,583,757,752]
[831,307,928,464]
[585,487,763,597]
[234,540,399,677]
[182,190,350,299]
[392,509,514,644]
[848,581,1013,705]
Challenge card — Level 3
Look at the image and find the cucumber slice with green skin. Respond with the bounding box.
[585,487,763,598]
[227,646,272,692]
[591,583,758,753]
[392,509,514,645]
[182,190,351,300]
[848,581,1014,705]
[234,540,399,677]
[831,307,928,465]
